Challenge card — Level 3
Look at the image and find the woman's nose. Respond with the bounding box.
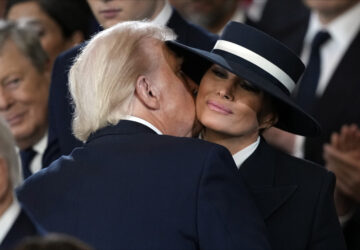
[217,87,233,101]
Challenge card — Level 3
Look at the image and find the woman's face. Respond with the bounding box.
[196,64,269,141]
[7,1,71,68]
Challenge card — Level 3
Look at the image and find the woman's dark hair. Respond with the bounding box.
[258,91,280,134]
[5,0,94,39]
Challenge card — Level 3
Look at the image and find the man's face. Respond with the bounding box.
[87,0,160,29]
[0,40,49,149]
[304,0,359,18]
[149,43,197,137]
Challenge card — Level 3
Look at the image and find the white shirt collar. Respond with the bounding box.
[152,0,173,26]
[123,115,163,135]
[33,132,48,156]
[30,133,48,174]
[0,199,21,244]
[232,137,260,169]
[305,2,360,50]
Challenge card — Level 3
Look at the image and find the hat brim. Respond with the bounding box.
[166,40,321,137]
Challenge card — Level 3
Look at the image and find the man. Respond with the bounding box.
[17,21,270,250]
[0,116,42,249]
[0,20,51,179]
[45,0,217,165]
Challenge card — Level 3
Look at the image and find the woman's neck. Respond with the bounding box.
[202,129,259,155]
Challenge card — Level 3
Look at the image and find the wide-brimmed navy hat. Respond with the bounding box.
[166,21,321,137]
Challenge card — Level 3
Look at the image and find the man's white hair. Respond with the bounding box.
[0,116,22,189]
[69,21,176,142]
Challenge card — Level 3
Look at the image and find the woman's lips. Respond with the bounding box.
[99,9,121,19]
[207,100,233,115]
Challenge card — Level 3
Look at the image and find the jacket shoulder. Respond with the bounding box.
[270,144,334,184]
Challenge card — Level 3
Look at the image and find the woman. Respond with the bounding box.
[5,0,93,69]
[167,22,346,249]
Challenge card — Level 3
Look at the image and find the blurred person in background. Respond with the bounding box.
[170,0,246,34]
[170,0,307,35]
[5,0,93,70]
[0,116,43,249]
[324,124,360,249]
[0,20,51,179]
[0,0,7,18]
[45,0,218,167]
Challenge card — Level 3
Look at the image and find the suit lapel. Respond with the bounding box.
[240,139,297,220]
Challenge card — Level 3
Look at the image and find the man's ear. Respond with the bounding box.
[135,75,160,110]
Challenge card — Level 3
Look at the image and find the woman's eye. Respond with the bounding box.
[239,80,260,93]
[211,68,227,78]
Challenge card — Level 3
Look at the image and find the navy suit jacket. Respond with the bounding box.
[1,209,42,250]
[44,9,218,167]
[240,139,346,250]
[18,121,271,250]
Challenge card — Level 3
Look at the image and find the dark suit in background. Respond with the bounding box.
[1,209,43,250]
[246,0,310,55]
[44,8,218,166]
[240,139,345,250]
[18,121,271,250]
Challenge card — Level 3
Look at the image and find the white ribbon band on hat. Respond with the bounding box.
[213,40,296,92]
